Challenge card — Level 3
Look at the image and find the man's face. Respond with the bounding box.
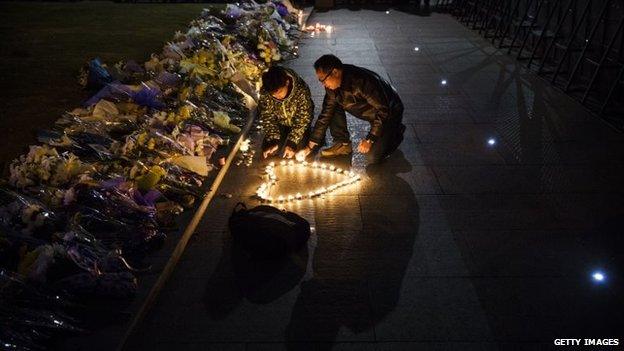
[316,68,342,90]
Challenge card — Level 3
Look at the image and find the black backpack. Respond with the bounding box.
[228,203,310,259]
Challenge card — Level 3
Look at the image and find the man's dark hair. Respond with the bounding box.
[261,66,289,94]
[314,54,343,74]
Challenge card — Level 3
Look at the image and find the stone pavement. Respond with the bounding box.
[125,8,624,351]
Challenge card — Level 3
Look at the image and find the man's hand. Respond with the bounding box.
[283,146,295,159]
[357,139,373,154]
[295,141,317,161]
[295,148,309,162]
[263,144,279,158]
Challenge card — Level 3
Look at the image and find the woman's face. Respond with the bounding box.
[271,84,289,100]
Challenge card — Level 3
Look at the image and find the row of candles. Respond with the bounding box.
[295,8,331,32]
[256,160,361,203]
[306,22,333,33]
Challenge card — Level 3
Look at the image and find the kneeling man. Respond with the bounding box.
[297,54,405,164]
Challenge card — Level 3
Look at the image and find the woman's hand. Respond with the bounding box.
[283,146,295,159]
[263,144,279,158]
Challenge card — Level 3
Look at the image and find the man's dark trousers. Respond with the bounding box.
[327,106,405,163]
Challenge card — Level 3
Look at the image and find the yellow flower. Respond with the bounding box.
[136,132,148,146]
[197,49,209,65]
[136,165,167,191]
[178,86,191,102]
[178,105,192,120]
[222,35,234,46]
[165,112,177,124]
[194,82,208,97]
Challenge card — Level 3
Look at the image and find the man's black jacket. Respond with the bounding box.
[310,64,403,144]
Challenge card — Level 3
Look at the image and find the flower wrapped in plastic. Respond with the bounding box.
[224,3,249,20]
[66,184,166,255]
[58,104,142,137]
[257,38,281,63]
[79,58,114,91]
[85,82,165,110]
[37,128,115,162]
[0,187,61,238]
[0,269,83,350]
[174,123,223,158]
[9,145,95,189]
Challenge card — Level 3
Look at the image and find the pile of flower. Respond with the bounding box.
[0,1,302,349]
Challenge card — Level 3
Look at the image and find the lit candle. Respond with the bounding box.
[257,162,360,202]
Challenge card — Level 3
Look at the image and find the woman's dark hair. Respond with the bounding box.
[261,66,289,94]
[314,54,343,74]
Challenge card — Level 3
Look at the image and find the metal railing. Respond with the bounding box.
[452,0,624,130]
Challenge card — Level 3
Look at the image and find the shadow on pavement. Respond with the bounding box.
[203,239,309,319]
[285,150,419,349]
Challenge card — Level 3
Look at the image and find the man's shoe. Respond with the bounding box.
[320,142,352,157]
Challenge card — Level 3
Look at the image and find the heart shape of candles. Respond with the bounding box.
[256,160,361,203]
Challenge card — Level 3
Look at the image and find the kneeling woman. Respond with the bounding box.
[259,66,314,159]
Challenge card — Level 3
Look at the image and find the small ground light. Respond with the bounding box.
[385,10,390,14]
[487,138,496,146]
[441,79,447,85]
[592,271,605,282]
[414,47,420,51]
